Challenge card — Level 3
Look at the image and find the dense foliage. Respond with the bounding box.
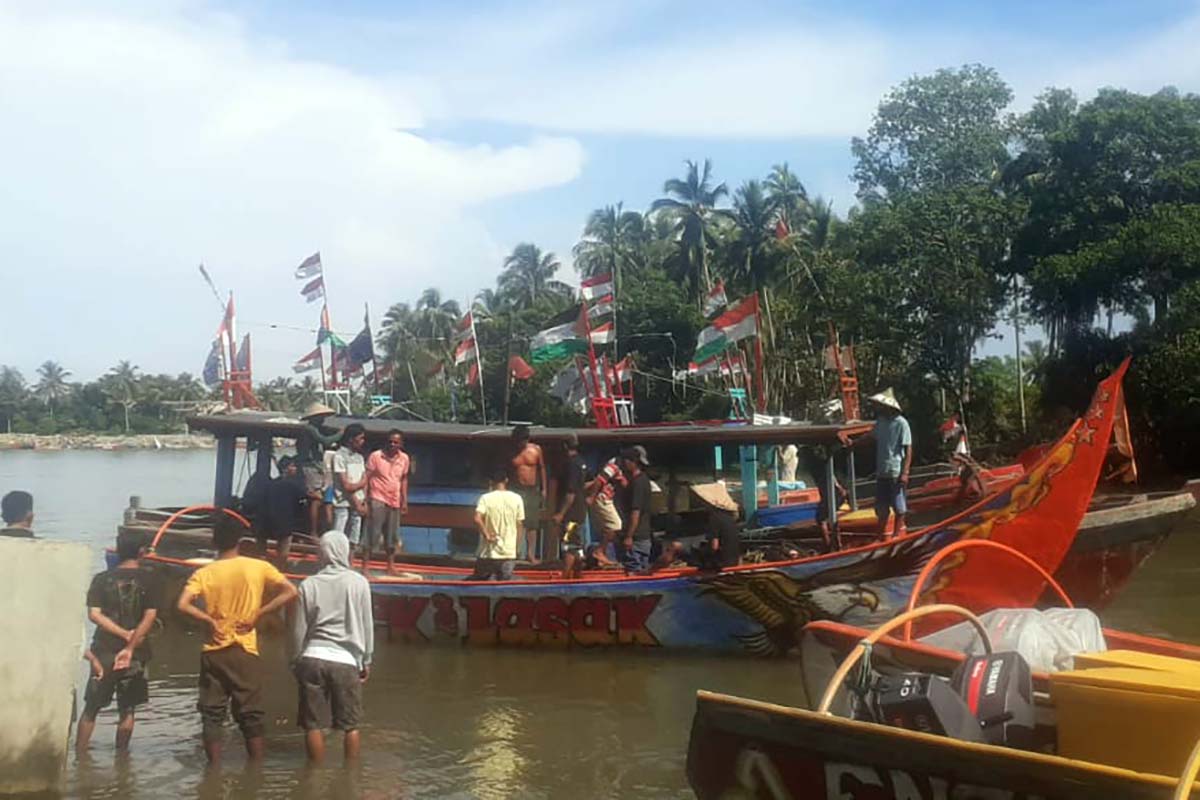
[6,65,1200,475]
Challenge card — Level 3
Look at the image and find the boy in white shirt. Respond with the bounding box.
[471,468,524,581]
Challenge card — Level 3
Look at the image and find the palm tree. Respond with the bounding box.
[289,376,321,410]
[498,243,572,310]
[415,289,463,354]
[765,162,810,233]
[103,360,140,433]
[472,288,509,322]
[572,203,646,286]
[172,373,207,402]
[260,377,293,411]
[729,180,782,344]
[650,158,730,300]
[34,360,72,420]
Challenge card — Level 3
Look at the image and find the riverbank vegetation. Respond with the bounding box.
[5,65,1199,475]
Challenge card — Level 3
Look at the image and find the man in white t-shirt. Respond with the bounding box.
[332,424,368,546]
[470,468,524,581]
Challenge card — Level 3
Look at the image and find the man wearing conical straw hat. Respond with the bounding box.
[868,388,912,540]
[298,402,341,538]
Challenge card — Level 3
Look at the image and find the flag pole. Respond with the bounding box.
[224,292,237,408]
[365,302,381,398]
[472,310,488,424]
[502,313,514,425]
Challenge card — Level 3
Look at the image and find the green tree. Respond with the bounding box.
[498,244,572,310]
[102,360,140,434]
[0,366,26,433]
[651,158,730,300]
[34,360,71,421]
[573,203,646,288]
[852,64,1014,200]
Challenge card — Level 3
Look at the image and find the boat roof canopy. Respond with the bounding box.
[186,410,872,447]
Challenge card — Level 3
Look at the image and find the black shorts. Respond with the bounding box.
[83,657,148,717]
[295,657,363,731]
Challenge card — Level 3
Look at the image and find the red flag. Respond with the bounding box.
[428,361,446,377]
[508,355,535,381]
[774,218,789,240]
[467,362,480,387]
[454,337,477,366]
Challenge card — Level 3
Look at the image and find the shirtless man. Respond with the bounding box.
[509,425,547,563]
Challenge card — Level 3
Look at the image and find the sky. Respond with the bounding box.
[3,0,1200,383]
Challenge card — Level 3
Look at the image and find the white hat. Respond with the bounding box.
[690,482,739,513]
[868,387,902,412]
[301,402,336,420]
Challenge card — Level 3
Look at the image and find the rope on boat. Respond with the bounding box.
[816,604,993,716]
[1175,739,1200,799]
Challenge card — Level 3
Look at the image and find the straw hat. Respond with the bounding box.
[690,482,739,513]
[867,388,902,412]
[301,402,336,420]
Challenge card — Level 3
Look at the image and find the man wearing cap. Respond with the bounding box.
[619,445,654,571]
[869,388,912,539]
[297,403,342,537]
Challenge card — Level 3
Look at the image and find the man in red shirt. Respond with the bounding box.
[364,429,410,575]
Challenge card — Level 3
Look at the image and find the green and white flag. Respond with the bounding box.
[531,307,588,363]
[691,293,759,363]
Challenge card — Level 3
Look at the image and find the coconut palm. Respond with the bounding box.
[572,203,646,285]
[289,376,322,410]
[728,180,783,344]
[34,360,72,419]
[650,158,730,300]
[472,288,509,321]
[415,288,463,344]
[260,377,293,411]
[498,243,572,310]
[103,360,140,433]
[765,162,810,233]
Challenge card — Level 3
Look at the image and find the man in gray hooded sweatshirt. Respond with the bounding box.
[290,531,374,762]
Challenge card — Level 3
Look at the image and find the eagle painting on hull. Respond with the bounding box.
[699,536,938,657]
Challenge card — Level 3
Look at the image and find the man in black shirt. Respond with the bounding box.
[690,483,742,570]
[259,456,308,564]
[552,434,589,576]
[0,490,35,538]
[620,445,654,571]
[76,535,160,752]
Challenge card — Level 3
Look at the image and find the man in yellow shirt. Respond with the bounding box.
[470,467,524,581]
[177,516,298,764]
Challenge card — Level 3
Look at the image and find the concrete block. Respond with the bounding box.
[0,538,90,794]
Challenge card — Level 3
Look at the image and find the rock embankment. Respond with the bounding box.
[0,433,214,451]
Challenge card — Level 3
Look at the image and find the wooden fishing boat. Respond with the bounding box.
[690,591,1200,798]
[691,537,1200,796]
[119,363,1129,655]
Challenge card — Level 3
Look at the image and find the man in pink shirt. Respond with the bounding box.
[364,429,410,575]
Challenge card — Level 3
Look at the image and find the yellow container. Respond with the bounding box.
[1051,664,1200,776]
[1072,650,1200,673]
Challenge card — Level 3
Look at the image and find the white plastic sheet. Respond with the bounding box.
[920,608,1107,673]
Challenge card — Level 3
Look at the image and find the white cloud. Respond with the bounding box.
[0,2,584,380]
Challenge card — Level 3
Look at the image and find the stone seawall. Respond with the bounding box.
[0,433,214,451]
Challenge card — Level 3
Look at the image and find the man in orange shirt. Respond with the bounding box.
[177,516,299,764]
[364,428,410,575]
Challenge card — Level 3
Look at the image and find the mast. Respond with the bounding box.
[472,308,487,424]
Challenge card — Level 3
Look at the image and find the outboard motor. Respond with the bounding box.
[856,651,1035,749]
[951,651,1035,749]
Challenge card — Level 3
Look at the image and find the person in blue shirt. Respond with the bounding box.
[869,388,912,539]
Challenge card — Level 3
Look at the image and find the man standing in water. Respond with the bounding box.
[291,531,374,763]
[364,429,409,575]
[869,388,912,539]
[509,425,546,563]
[76,535,159,752]
[177,517,299,764]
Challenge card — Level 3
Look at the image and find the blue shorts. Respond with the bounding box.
[874,477,908,518]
